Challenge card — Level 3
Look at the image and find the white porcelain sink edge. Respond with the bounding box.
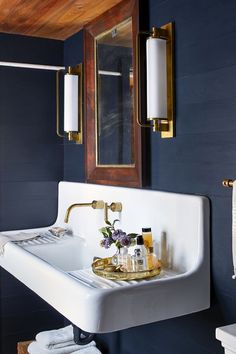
[1,230,209,333]
[0,182,210,333]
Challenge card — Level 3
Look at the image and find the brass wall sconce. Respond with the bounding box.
[56,64,83,144]
[137,22,174,138]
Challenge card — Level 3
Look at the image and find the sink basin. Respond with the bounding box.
[0,182,210,333]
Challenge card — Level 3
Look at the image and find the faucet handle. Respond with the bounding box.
[91,200,105,209]
[104,202,122,222]
[109,202,122,212]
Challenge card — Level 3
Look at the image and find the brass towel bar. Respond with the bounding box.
[222,179,234,187]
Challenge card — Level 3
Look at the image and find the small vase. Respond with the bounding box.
[112,247,128,266]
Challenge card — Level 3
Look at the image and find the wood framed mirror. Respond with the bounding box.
[84,0,143,187]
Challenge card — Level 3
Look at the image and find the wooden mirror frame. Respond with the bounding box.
[84,0,143,187]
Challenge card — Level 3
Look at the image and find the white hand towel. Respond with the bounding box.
[72,347,102,354]
[47,341,76,350]
[36,325,74,349]
[35,325,96,350]
[232,180,236,278]
[28,340,96,354]
[0,232,39,254]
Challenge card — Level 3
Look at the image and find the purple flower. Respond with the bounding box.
[119,234,131,247]
[99,222,138,251]
[100,238,112,249]
[112,229,126,241]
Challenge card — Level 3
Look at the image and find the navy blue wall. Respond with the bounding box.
[64,31,85,182]
[0,33,65,354]
[63,0,236,353]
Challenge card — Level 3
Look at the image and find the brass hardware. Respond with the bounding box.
[150,26,168,39]
[136,22,174,138]
[64,200,104,223]
[56,69,64,138]
[56,63,83,144]
[68,131,83,143]
[92,257,162,280]
[68,66,73,75]
[152,119,169,133]
[222,179,234,187]
[109,202,122,212]
[104,202,122,223]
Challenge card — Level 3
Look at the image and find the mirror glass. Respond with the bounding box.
[95,18,134,166]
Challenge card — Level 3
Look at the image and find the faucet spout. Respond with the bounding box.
[64,200,104,223]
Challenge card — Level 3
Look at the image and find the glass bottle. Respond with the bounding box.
[132,249,147,271]
[142,227,153,249]
[132,235,147,271]
[112,247,129,267]
[146,246,158,270]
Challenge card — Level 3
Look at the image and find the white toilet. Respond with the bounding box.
[216,324,236,354]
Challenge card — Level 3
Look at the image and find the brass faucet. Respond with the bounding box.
[64,200,105,223]
[104,202,122,223]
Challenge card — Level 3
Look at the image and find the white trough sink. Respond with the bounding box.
[0,182,210,333]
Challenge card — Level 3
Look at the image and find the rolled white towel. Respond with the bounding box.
[36,325,76,349]
[28,341,96,354]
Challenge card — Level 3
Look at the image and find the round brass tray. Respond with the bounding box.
[92,257,162,281]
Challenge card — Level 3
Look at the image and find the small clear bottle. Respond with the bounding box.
[132,235,147,271]
[121,253,132,272]
[132,249,147,271]
[112,247,128,267]
[118,247,128,266]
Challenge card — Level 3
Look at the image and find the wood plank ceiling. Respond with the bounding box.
[0,0,124,40]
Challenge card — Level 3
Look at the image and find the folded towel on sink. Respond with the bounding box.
[0,232,39,255]
[27,341,98,354]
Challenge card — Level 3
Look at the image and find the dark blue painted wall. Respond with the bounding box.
[64,31,85,182]
[0,33,65,354]
[0,33,64,230]
[63,0,236,353]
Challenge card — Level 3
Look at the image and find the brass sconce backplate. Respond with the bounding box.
[160,22,174,138]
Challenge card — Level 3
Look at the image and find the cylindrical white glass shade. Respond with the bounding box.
[64,74,78,132]
[146,37,167,119]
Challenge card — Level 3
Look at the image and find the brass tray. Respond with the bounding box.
[92,257,162,281]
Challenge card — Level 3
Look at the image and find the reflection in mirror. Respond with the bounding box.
[85,0,142,187]
[96,18,134,166]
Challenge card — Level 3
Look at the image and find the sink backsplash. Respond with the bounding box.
[56,182,209,273]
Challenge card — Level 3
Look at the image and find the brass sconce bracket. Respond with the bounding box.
[68,131,82,143]
[151,26,168,39]
[152,118,169,133]
[222,179,234,187]
[136,22,174,138]
[56,63,83,144]
[104,202,122,223]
